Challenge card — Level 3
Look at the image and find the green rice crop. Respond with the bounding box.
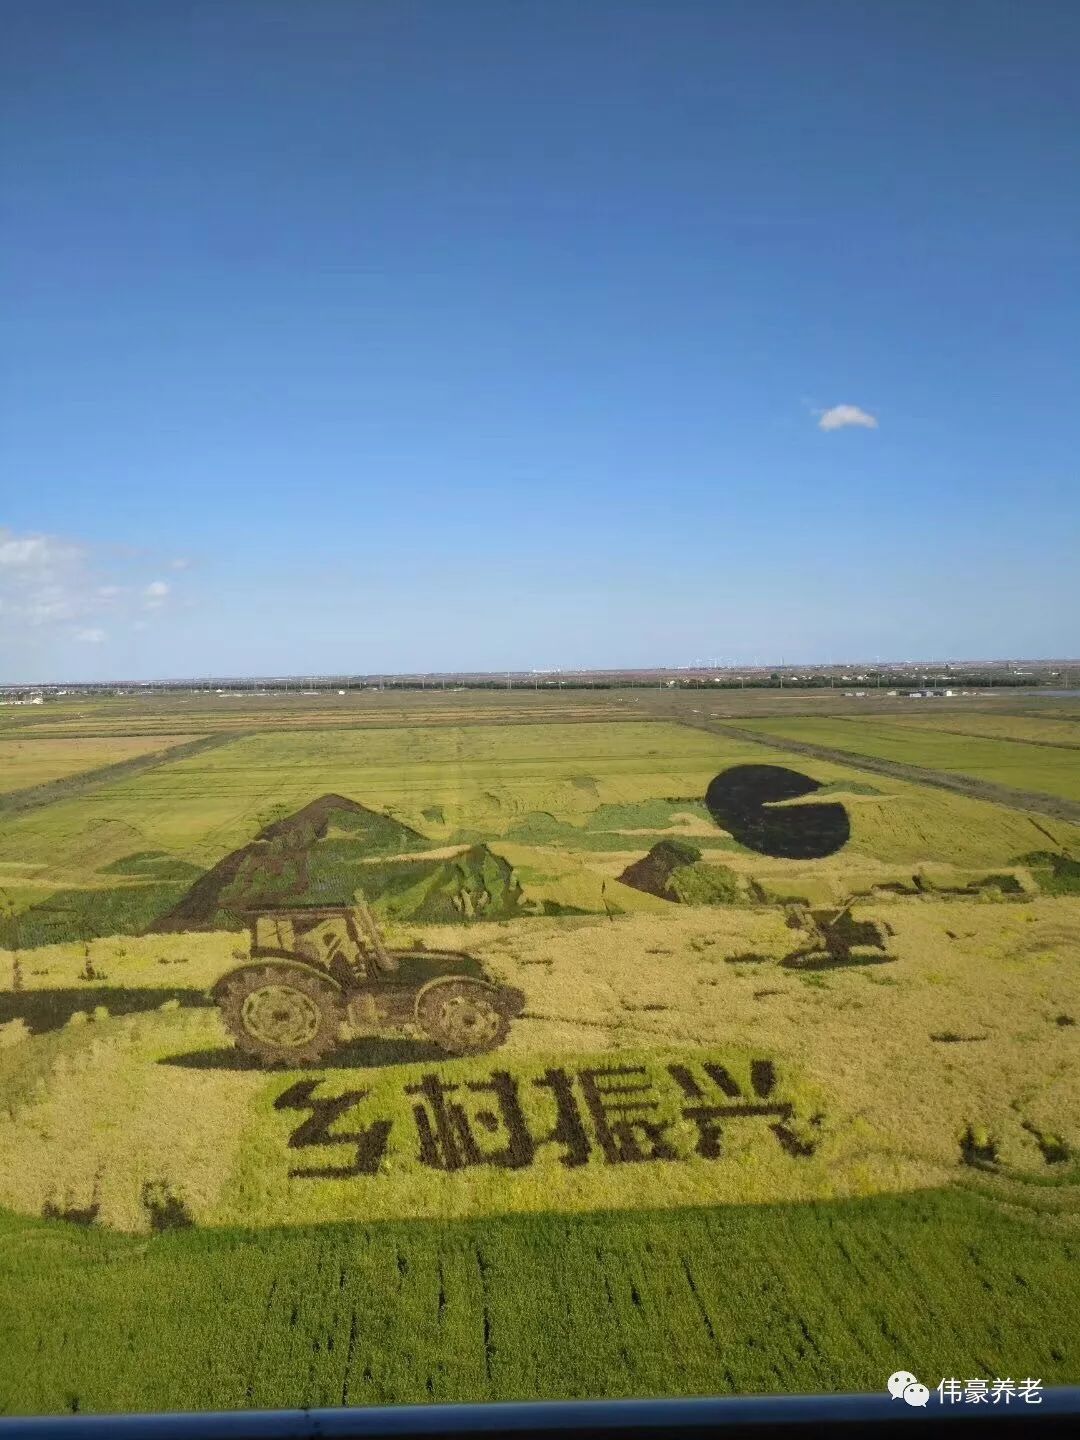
[1,1188,1075,1415]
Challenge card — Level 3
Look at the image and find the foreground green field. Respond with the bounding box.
[1,703,1077,1413]
[733,715,1080,804]
[2,1187,1076,1415]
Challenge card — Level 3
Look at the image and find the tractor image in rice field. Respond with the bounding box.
[212,901,526,1066]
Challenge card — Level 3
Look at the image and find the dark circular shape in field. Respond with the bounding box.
[705,764,850,859]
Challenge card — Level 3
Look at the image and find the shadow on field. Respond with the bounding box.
[0,986,215,1035]
[161,1034,445,1072]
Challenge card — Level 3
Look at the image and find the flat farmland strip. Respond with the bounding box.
[0,694,639,741]
[0,721,748,872]
[2,1189,1076,1414]
[0,736,196,794]
[0,733,242,820]
[729,718,1080,803]
[884,713,1080,750]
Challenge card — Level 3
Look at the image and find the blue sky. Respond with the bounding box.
[2,0,1078,681]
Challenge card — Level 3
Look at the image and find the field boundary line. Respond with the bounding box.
[0,711,659,741]
[667,715,1080,825]
[0,732,250,819]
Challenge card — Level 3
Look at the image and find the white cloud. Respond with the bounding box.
[22,587,78,624]
[170,557,191,571]
[818,404,879,432]
[143,579,170,610]
[0,527,193,653]
[132,619,151,632]
[0,528,87,627]
[0,530,83,571]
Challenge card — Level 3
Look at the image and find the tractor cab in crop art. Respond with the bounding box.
[213,901,526,1067]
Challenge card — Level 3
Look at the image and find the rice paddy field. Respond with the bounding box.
[1,691,1077,1414]
[729,715,1080,804]
[0,734,193,795]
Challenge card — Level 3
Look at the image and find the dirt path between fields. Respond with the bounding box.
[0,732,248,820]
[668,715,1080,826]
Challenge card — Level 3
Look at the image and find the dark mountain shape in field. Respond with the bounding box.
[705,765,850,859]
[257,794,426,850]
[147,848,252,933]
[149,795,430,932]
[618,840,746,907]
[619,839,702,900]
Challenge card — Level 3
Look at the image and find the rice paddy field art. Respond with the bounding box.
[0,692,1078,1414]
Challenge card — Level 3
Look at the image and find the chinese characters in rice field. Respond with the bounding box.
[274,1055,818,1180]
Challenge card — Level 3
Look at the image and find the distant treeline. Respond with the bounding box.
[356,674,1060,691]
[7,673,1066,699]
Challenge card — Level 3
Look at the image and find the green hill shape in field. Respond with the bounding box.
[1016,850,1080,895]
[101,850,208,881]
[502,797,737,855]
[619,839,748,906]
[0,794,580,946]
[0,851,206,949]
[362,843,529,923]
[147,795,534,929]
